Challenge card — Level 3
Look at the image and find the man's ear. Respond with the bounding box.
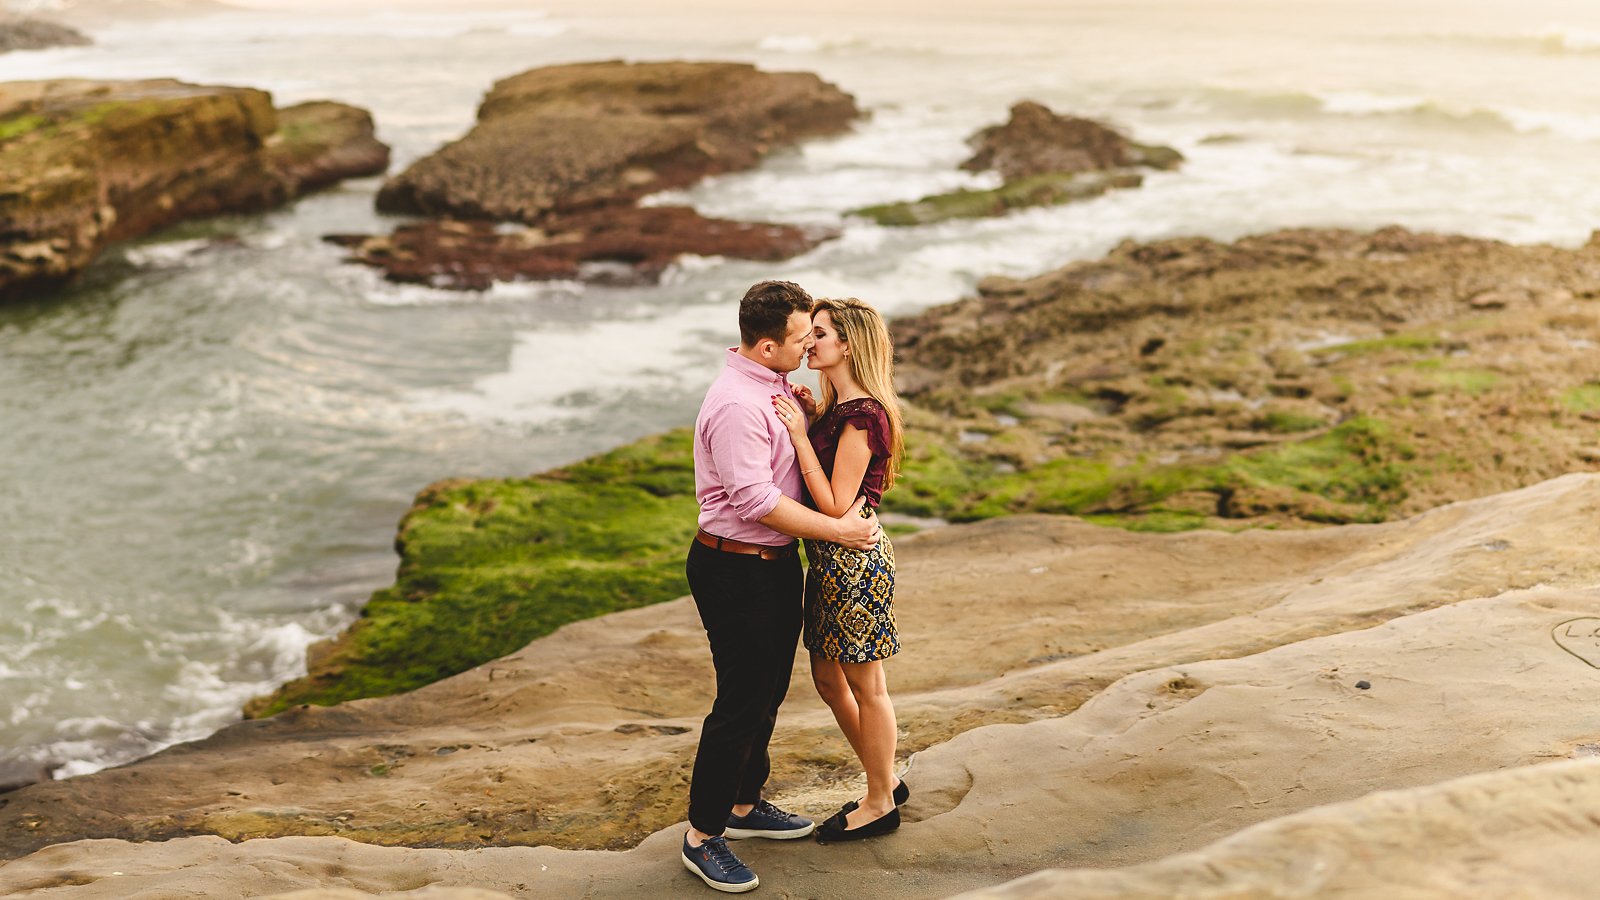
[755,338,776,359]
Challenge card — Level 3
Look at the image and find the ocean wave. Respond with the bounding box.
[1415,24,1600,58]
[1190,86,1600,143]
[7,603,348,781]
[408,303,720,426]
[754,32,940,56]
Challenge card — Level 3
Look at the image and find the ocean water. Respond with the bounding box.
[2,0,1598,779]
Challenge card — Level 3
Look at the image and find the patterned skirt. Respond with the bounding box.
[803,529,899,663]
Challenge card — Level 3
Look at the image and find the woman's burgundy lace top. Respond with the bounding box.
[805,397,892,508]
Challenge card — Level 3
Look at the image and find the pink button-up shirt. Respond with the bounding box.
[694,349,802,546]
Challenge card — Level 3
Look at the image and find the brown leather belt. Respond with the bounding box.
[695,529,797,560]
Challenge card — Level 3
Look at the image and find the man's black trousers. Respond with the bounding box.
[684,539,803,836]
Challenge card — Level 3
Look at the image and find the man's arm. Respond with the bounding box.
[761,495,879,550]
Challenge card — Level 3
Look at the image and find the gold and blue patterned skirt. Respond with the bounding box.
[803,525,899,663]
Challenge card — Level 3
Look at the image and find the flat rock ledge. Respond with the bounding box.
[4,475,1600,899]
[331,60,859,290]
[0,78,390,302]
[328,207,837,291]
[853,100,1183,226]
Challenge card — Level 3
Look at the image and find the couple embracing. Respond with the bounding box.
[681,280,907,892]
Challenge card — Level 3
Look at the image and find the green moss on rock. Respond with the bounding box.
[244,429,700,718]
[851,170,1143,227]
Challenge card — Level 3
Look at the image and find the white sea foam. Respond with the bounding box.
[1311,90,1431,116]
[1533,25,1600,53]
[409,302,724,425]
[757,33,827,53]
[123,238,215,268]
[754,32,938,55]
[1494,107,1600,142]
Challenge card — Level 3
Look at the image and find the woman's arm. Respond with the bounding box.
[772,396,871,518]
[817,426,872,518]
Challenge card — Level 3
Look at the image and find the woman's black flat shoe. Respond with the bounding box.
[815,806,900,843]
[840,779,909,815]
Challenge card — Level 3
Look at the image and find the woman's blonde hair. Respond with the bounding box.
[812,297,904,492]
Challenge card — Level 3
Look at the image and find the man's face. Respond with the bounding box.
[762,310,816,373]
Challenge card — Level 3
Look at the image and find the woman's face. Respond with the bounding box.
[807,308,847,371]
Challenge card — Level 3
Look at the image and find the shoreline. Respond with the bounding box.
[244,222,1600,725]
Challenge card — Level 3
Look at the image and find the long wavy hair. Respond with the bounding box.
[812,297,905,491]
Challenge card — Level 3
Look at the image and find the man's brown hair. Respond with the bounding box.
[739,280,814,346]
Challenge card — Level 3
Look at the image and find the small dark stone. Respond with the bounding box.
[1355,680,1371,690]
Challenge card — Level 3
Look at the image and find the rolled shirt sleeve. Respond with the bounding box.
[702,401,785,522]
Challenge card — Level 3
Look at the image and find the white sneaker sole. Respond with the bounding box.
[682,853,760,893]
[723,820,817,840]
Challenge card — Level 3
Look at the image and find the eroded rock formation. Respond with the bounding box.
[853,100,1182,226]
[0,79,390,302]
[961,99,1183,180]
[333,61,859,290]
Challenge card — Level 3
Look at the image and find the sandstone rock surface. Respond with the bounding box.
[0,79,389,302]
[956,759,1600,898]
[4,475,1600,898]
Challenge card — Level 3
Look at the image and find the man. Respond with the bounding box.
[681,280,882,893]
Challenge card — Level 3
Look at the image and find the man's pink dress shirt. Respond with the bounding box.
[694,349,802,547]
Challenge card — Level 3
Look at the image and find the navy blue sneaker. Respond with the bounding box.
[682,834,758,893]
[725,798,816,840]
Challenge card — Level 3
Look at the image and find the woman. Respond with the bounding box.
[770,297,908,843]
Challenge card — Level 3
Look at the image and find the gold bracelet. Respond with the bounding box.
[801,466,821,476]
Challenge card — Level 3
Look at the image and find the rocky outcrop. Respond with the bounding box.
[886,226,1600,527]
[266,101,390,196]
[853,100,1182,226]
[0,17,92,53]
[337,61,859,290]
[0,79,389,302]
[327,208,836,291]
[3,475,1600,898]
[375,61,858,222]
[962,100,1183,179]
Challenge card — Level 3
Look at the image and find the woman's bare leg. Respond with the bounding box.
[840,659,897,827]
[812,654,865,759]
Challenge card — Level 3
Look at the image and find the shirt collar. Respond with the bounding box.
[725,348,790,388]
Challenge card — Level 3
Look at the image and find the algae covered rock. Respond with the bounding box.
[376,60,860,222]
[243,429,702,719]
[890,226,1600,527]
[853,100,1182,226]
[0,78,389,302]
[853,170,1142,227]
